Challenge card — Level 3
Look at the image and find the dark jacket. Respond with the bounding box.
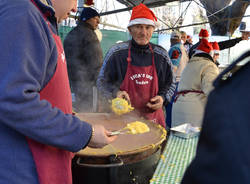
[188,37,242,58]
[97,39,174,103]
[182,50,250,184]
[64,21,103,110]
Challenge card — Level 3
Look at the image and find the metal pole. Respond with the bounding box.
[93,86,98,112]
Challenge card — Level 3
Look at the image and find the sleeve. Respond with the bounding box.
[200,64,219,96]
[155,48,175,103]
[97,47,122,99]
[0,7,92,152]
[218,37,242,50]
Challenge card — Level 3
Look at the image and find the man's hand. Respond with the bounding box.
[116,90,131,104]
[146,95,164,110]
[241,31,250,40]
[88,124,117,148]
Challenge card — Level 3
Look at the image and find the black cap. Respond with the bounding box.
[80,7,100,21]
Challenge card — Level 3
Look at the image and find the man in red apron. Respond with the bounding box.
[0,0,116,184]
[97,4,174,128]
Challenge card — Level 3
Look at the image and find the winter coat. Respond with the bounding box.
[182,51,250,184]
[64,21,103,111]
[172,53,219,127]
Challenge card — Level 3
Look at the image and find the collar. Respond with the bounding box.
[213,51,250,87]
[32,0,55,18]
[131,39,152,54]
[79,21,95,30]
[192,52,214,62]
[31,0,57,33]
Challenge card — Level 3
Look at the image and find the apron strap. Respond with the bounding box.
[174,90,204,102]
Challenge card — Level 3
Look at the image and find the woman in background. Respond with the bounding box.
[172,39,219,127]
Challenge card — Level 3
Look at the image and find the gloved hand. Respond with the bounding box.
[88,124,117,148]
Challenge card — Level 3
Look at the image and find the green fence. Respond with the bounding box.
[59,26,158,56]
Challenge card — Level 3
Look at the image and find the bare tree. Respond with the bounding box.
[197,0,250,35]
[107,0,249,35]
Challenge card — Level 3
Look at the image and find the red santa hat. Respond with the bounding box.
[84,0,94,6]
[199,29,209,39]
[211,41,220,54]
[128,3,158,28]
[196,39,214,56]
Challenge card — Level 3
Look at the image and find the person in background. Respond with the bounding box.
[180,31,187,44]
[0,0,116,184]
[64,7,103,112]
[211,41,220,66]
[189,28,249,58]
[97,3,174,128]
[172,39,219,127]
[169,31,189,80]
[239,21,250,37]
[165,31,189,128]
[181,51,250,184]
[184,35,193,53]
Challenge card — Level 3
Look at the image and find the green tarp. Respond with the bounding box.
[59,26,159,56]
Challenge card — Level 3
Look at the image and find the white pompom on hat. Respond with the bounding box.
[127,3,158,28]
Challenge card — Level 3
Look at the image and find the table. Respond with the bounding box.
[150,133,199,184]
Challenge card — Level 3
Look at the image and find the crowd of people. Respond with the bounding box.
[1,0,249,183]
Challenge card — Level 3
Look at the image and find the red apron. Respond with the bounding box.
[27,1,74,183]
[120,43,165,127]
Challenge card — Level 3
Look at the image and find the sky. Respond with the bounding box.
[95,0,250,34]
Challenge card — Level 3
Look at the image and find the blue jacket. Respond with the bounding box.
[0,0,92,183]
[168,42,182,66]
[182,51,250,184]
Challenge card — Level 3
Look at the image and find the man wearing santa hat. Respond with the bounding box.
[97,3,174,128]
[172,39,219,127]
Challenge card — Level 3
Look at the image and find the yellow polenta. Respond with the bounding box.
[111,98,134,115]
[126,121,150,134]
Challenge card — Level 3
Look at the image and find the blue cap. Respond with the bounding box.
[80,8,100,21]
